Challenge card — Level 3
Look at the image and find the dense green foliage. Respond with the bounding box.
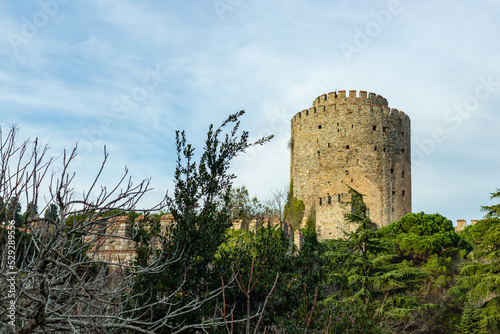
[129,111,273,332]
[124,118,500,332]
[481,188,500,219]
[125,117,500,332]
[6,155,499,333]
[380,212,470,265]
[459,217,500,332]
[0,196,23,227]
[283,180,305,230]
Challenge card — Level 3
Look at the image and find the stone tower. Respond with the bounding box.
[290,90,411,240]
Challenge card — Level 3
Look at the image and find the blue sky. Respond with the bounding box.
[1,0,499,225]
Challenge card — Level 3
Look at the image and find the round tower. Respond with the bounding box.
[290,90,411,240]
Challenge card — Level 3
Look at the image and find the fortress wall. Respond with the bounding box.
[86,215,174,264]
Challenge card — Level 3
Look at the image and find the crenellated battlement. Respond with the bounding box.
[313,90,388,108]
[454,219,479,232]
[293,90,409,122]
[86,214,175,264]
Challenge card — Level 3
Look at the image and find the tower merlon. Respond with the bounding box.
[327,91,337,101]
[382,106,391,116]
[316,93,328,105]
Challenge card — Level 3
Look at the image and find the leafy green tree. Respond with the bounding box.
[459,217,500,332]
[380,212,469,265]
[320,187,427,333]
[380,212,472,330]
[0,196,5,222]
[228,185,269,229]
[23,201,38,223]
[481,188,500,219]
[345,189,425,301]
[327,300,386,334]
[219,226,289,330]
[6,196,22,227]
[43,203,59,224]
[304,206,316,231]
[221,222,331,333]
[459,300,486,334]
[283,180,305,230]
[130,111,272,332]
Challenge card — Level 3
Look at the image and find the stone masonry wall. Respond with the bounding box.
[86,214,174,264]
[290,90,412,240]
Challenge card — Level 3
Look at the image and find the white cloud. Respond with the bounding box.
[0,0,499,222]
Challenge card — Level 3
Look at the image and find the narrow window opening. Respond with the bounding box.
[306,110,309,116]
[373,125,377,131]
[402,131,405,136]
[328,143,331,148]
[351,179,353,182]
[337,122,339,126]
[383,126,387,133]
[402,170,405,178]
[402,148,405,153]
[318,151,320,156]
[328,196,331,204]
[346,145,350,149]
[318,125,322,129]
[402,190,405,196]
[392,191,395,195]
[390,168,394,174]
[346,158,349,163]
[319,198,322,205]
[338,194,341,202]
[383,148,386,152]
[317,139,318,143]
[374,146,377,151]
[352,124,354,128]
[337,129,340,132]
